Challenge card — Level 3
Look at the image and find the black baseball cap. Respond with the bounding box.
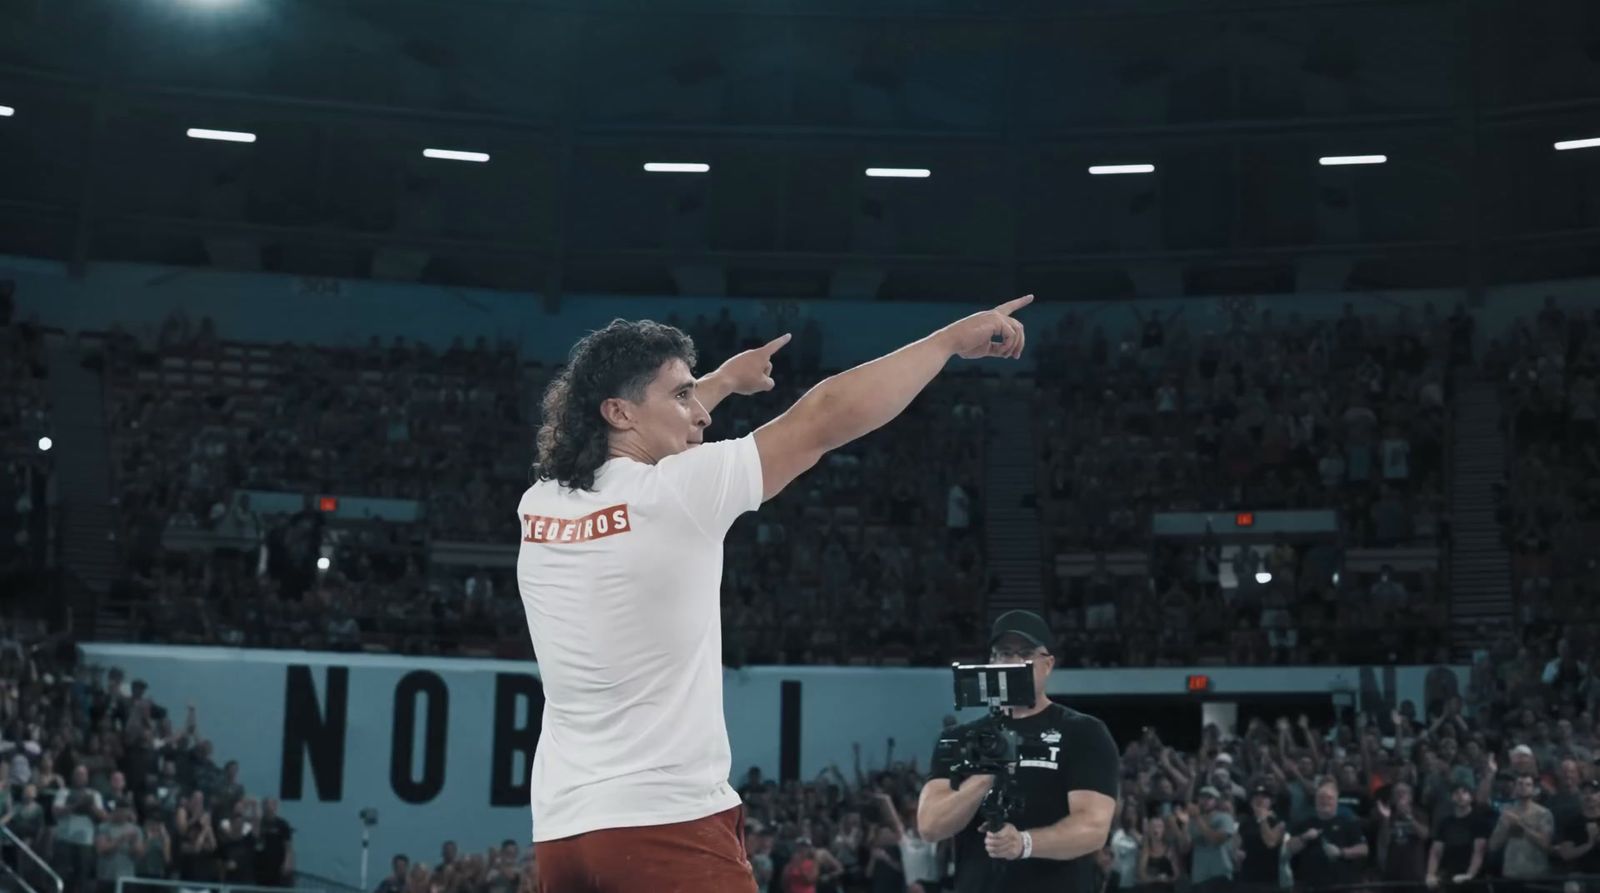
[1250,784,1273,800]
[990,610,1053,652]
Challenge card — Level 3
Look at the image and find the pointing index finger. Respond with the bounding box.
[762,332,793,355]
[995,294,1034,317]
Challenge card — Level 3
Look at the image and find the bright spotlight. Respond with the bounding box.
[1332,571,1341,586]
[643,162,710,173]
[36,436,52,452]
[1254,571,1273,585]
[1555,137,1600,151]
[316,556,331,571]
[187,128,256,143]
[423,148,490,163]
[0,106,14,118]
[865,168,931,178]
[1088,164,1155,175]
[1319,155,1387,166]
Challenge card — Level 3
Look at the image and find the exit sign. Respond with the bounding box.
[1187,674,1213,693]
[1234,512,1255,528]
[317,496,339,513]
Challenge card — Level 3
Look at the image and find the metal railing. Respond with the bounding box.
[115,877,326,893]
[1296,874,1600,893]
[0,825,63,893]
[287,872,364,893]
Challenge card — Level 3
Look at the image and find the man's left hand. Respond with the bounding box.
[984,823,1025,860]
[716,334,791,395]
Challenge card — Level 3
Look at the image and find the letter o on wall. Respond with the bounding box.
[391,671,449,803]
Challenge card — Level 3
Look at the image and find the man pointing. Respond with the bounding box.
[518,297,1034,892]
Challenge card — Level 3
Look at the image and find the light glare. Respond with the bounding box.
[423,148,490,163]
[187,128,256,143]
[865,168,931,178]
[643,162,710,173]
[1088,164,1155,175]
[1319,155,1387,166]
[1555,137,1600,151]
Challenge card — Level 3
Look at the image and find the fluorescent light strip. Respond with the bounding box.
[0,106,13,117]
[423,148,490,163]
[1319,154,1387,166]
[187,128,255,143]
[643,162,710,173]
[1088,164,1155,175]
[865,168,931,178]
[1555,137,1600,151]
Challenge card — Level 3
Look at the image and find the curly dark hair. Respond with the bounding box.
[533,319,697,491]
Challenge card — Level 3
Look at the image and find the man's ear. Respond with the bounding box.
[599,396,634,430]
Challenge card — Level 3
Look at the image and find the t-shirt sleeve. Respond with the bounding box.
[655,434,764,537]
[1061,717,1120,799]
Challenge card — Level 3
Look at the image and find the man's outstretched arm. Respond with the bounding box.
[754,295,1031,502]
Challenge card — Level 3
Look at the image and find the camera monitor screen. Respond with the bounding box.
[951,662,1036,710]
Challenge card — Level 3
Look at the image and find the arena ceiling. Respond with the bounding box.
[1,0,1598,301]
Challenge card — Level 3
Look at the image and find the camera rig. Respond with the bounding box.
[931,661,1037,834]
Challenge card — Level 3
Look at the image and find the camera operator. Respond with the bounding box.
[916,611,1119,893]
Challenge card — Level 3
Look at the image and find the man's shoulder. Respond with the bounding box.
[1051,703,1111,734]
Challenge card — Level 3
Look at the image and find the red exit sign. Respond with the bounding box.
[317,496,339,513]
[1186,674,1213,693]
[1234,512,1255,528]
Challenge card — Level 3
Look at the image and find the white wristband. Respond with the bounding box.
[1019,830,1033,860]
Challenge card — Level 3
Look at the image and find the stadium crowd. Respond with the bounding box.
[0,288,51,594]
[1491,299,1600,640]
[0,620,298,893]
[1031,301,1461,554]
[725,619,1600,893]
[85,300,1478,667]
[90,309,990,665]
[1033,301,1462,668]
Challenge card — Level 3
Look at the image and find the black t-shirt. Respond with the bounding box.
[1555,810,1600,875]
[1432,808,1493,877]
[1338,790,1374,823]
[1381,813,1429,882]
[927,704,1120,893]
[254,816,293,881]
[1289,812,1365,888]
[1238,813,1285,884]
[868,848,905,893]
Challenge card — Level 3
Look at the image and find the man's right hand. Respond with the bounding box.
[935,296,1032,360]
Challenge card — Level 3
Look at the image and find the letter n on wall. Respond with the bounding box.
[281,665,349,801]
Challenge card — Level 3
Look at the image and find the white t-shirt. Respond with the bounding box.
[900,831,941,883]
[515,435,764,842]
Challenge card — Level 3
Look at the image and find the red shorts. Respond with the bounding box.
[534,805,757,893]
